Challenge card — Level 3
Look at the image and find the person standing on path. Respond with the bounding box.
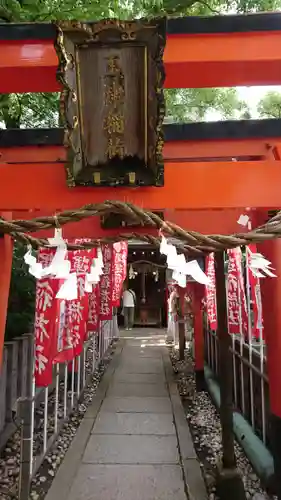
[167,286,179,344]
[122,284,136,330]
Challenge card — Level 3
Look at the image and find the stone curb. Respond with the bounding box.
[44,340,124,500]
[162,348,208,500]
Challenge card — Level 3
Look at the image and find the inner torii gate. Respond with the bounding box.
[1,12,281,500]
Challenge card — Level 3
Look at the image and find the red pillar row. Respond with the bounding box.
[257,238,281,417]
[255,211,281,497]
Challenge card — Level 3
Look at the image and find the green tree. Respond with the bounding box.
[5,242,36,341]
[165,88,250,123]
[1,0,280,128]
[257,91,281,119]
[0,93,60,128]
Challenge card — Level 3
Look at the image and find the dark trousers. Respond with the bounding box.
[124,307,134,329]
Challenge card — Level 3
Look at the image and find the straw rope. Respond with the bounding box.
[1,201,280,253]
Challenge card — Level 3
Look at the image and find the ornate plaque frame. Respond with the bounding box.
[54,18,166,188]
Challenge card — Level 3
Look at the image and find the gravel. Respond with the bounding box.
[168,345,277,500]
[0,339,118,500]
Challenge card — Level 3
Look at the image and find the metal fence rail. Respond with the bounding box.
[0,315,119,500]
[0,334,34,450]
[204,327,270,448]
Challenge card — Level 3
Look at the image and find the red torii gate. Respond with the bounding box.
[1,13,281,498]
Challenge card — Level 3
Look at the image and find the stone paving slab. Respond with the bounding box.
[92,412,176,435]
[121,347,164,358]
[121,340,165,348]
[113,372,165,384]
[101,396,172,413]
[107,382,168,397]
[116,361,164,374]
[83,435,179,464]
[66,464,187,500]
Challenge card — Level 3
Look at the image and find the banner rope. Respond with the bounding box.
[0,200,280,253]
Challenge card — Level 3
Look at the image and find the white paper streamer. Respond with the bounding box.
[248,251,277,278]
[48,228,65,247]
[184,260,210,285]
[237,214,250,227]
[172,270,186,288]
[42,244,69,278]
[54,259,71,279]
[160,235,169,256]
[29,262,44,279]
[84,276,93,293]
[56,273,78,301]
[24,249,37,267]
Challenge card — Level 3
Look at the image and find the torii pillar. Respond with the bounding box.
[256,212,281,498]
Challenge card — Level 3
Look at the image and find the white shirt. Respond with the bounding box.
[168,290,177,313]
[123,290,135,307]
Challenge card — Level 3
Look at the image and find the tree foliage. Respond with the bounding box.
[257,91,281,119]
[1,0,281,129]
[165,88,250,123]
[5,242,36,341]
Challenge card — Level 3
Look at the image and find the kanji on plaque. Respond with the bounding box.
[100,244,113,320]
[205,254,217,330]
[227,248,248,336]
[88,284,100,335]
[35,277,60,386]
[112,241,128,307]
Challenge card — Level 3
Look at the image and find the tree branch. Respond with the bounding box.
[0,6,14,22]
[197,0,221,13]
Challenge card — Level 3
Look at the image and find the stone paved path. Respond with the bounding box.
[46,329,207,500]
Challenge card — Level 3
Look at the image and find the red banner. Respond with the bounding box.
[67,290,89,358]
[37,242,96,275]
[35,246,93,383]
[227,248,248,336]
[54,277,89,362]
[247,244,263,340]
[54,245,93,360]
[88,284,100,335]
[205,254,217,330]
[112,242,128,307]
[100,244,113,320]
[34,277,60,386]
[69,242,96,275]
[37,247,55,268]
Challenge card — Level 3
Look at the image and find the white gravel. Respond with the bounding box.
[169,345,277,500]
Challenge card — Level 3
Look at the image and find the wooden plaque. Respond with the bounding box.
[54,19,166,187]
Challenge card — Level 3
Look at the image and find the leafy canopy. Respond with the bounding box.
[1,0,281,128]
